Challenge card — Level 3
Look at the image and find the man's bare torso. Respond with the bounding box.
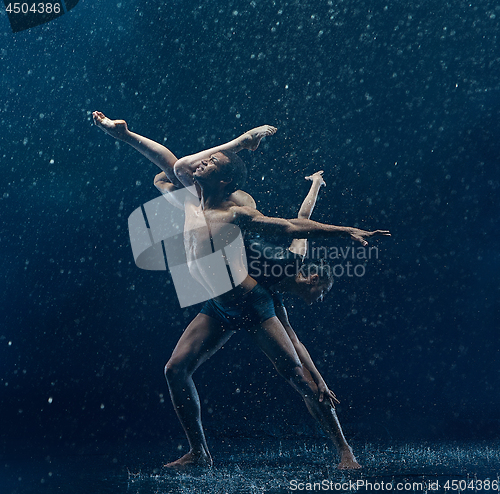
[183,198,254,301]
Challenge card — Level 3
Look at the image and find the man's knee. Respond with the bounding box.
[164,358,189,383]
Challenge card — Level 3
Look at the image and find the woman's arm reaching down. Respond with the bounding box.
[274,303,339,406]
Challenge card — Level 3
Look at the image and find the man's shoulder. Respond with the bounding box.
[228,204,263,221]
[230,189,257,208]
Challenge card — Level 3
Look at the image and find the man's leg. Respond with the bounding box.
[174,125,277,168]
[93,111,182,186]
[93,111,276,196]
[164,313,235,468]
[248,316,361,469]
[289,171,326,256]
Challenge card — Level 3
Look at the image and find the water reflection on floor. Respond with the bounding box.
[2,439,500,493]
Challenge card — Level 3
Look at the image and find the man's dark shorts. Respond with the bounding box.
[200,284,284,331]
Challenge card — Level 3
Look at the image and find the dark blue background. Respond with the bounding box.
[1,0,499,451]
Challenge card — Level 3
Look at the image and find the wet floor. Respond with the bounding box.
[2,439,499,493]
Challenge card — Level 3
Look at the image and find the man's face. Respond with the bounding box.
[193,152,229,184]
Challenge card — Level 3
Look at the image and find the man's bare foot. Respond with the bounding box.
[164,450,213,469]
[239,125,277,151]
[92,111,129,140]
[305,170,326,187]
[337,448,362,470]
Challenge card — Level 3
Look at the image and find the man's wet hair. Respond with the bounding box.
[219,150,247,194]
[299,259,335,287]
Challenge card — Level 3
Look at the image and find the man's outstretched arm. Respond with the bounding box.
[173,125,277,189]
[234,206,391,246]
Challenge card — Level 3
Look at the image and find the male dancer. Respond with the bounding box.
[93,112,389,469]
